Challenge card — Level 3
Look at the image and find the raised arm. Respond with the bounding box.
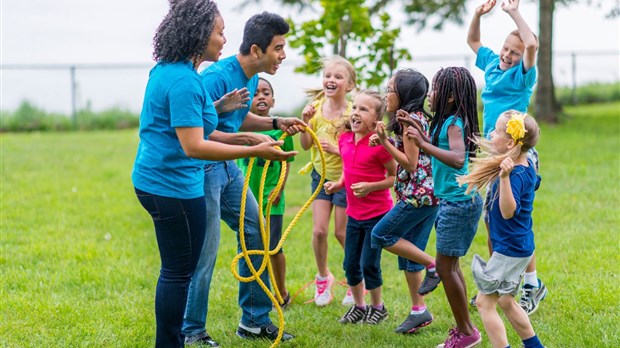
[467,0,497,54]
[502,0,538,71]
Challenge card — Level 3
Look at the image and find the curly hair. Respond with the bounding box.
[239,12,290,55]
[152,0,220,63]
[386,69,431,136]
[457,110,540,194]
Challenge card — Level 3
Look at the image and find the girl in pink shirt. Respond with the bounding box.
[324,90,397,325]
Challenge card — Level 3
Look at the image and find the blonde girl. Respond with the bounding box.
[299,55,356,306]
[459,111,545,348]
[324,90,396,324]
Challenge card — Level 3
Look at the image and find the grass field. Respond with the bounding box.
[1,102,619,347]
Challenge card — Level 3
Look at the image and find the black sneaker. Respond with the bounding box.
[236,324,294,342]
[338,305,367,324]
[417,270,441,295]
[364,305,388,325]
[394,309,433,334]
[185,331,220,347]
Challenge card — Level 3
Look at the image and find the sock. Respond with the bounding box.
[355,305,367,310]
[411,305,426,315]
[317,274,328,281]
[372,303,384,310]
[523,335,543,348]
[524,271,538,287]
[238,322,261,333]
[426,262,436,273]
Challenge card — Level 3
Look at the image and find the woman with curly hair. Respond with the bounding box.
[132,1,295,346]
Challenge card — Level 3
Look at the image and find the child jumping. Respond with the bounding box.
[300,56,356,306]
[239,77,295,308]
[324,90,396,324]
[467,0,547,315]
[459,110,545,348]
[405,67,483,348]
[369,69,441,334]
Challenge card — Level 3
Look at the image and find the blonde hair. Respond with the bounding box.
[305,55,357,102]
[508,29,539,46]
[457,110,540,194]
[334,89,385,139]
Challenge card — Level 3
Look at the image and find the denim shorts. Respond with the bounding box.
[268,214,284,254]
[310,169,347,208]
[472,252,531,296]
[371,202,439,272]
[435,195,483,257]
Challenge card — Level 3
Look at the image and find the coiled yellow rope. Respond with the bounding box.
[231,126,326,347]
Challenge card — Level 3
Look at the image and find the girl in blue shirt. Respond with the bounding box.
[405,67,483,348]
[132,1,295,346]
[459,111,544,348]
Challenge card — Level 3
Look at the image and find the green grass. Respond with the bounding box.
[1,103,619,347]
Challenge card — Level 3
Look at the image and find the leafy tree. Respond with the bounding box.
[239,0,468,87]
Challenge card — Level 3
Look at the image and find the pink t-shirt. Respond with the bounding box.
[339,131,394,220]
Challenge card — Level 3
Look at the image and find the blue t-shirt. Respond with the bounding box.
[431,116,472,202]
[488,159,541,257]
[132,61,218,199]
[201,55,258,164]
[476,46,537,138]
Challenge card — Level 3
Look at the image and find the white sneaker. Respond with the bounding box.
[342,288,355,306]
[314,273,334,306]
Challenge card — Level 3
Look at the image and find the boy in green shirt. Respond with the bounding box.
[239,77,295,307]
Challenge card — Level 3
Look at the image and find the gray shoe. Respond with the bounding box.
[418,270,441,295]
[394,309,433,334]
[519,279,548,315]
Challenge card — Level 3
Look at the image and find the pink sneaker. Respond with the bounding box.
[314,273,334,306]
[437,327,481,348]
[342,288,354,306]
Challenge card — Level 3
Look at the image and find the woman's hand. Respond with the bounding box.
[277,117,307,135]
[214,88,250,113]
[253,141,297,161]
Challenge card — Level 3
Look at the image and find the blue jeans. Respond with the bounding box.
[435,195,483,257]
[371,202,439,272]
[135,188,206,348]
[183,161,271,337]
[343,214,385,290]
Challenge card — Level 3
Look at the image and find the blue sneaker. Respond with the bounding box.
[519,279,548,315]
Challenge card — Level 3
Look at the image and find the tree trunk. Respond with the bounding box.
[535,0,561,123]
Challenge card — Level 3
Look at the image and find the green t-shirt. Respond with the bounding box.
[238,129,295,215]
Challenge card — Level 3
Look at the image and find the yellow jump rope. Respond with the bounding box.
[231,126,326,347]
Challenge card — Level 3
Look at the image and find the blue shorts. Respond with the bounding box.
[268,214,284,254]
[371,202,439,272]
[435,195,483,257]
[310,169,347,208]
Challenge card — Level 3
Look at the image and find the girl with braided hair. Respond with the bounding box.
[459,111,545,348]
[404,67,483,348]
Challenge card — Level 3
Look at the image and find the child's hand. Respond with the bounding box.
[350,182,371,198]
[375,121,388,142]
[476,0,497,16]
[268,188,282,206]
[319,139,338,154]
[405,126,424,146]
[396,111,424,134]
[302,104,316,122]
[499,157,515,178]
[369,134,381,147]
[501,0,519,13]
[324,181,342,194]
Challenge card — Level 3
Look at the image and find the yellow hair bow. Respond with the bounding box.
[505,112,527,145]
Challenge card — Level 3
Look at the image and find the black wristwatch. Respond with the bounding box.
[272,117,279,130]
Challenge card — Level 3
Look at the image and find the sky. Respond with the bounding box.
[2,0,619,115]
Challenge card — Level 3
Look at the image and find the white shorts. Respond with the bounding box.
[472,252,532,296]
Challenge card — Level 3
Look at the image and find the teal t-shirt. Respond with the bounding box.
[201,55,259,165]
[238,129,295,215]
[431,116,472,202]
[476,46,537,138]
[132,61,218,198]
